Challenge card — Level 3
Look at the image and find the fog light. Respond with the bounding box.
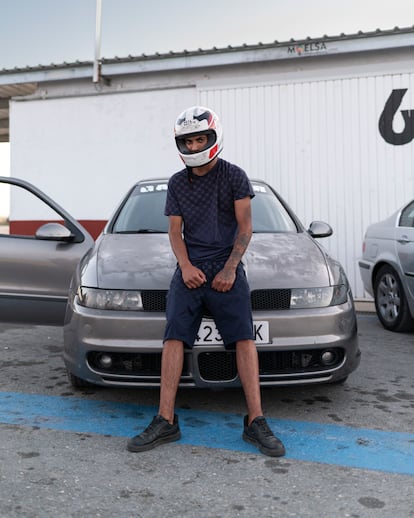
[320,350,337,366]
[97,354,113,369]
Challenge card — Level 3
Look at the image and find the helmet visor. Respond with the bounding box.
[175,130,217,155]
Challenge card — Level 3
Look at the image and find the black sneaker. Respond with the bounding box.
[127,414,181,452]
[242,415,286,457]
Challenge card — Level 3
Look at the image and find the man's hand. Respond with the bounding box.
[211,268,236,292]
[181,264,207,289]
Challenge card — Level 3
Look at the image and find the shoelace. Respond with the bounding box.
[144,416,165,434]
[255,418,273,437]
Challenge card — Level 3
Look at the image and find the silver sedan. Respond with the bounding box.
[359,199,414,332]
[63,178,360,389]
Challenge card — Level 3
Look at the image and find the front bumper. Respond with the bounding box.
[358,260,374,297]
[63,296,360,388]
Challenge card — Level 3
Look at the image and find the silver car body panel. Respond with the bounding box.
[63,296,358,388]
[93,234,176,289]
[359,203,414,318]
[0,176,94,324]
[80,232,334,291]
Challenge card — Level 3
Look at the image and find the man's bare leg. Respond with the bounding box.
[237,339,286,456]
[126,338,183,452]
[158,339,184,424]
[236,339,263,423]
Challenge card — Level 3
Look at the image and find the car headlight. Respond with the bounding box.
[290,285,348,308]
[77,287,143,310]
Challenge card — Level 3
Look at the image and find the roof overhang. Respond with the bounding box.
[0,83,37,142]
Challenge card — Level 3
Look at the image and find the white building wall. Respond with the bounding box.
[10,86,195,220]
[200,73,414,299]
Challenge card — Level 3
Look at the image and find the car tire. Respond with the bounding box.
[374,265,414,332]
[67,371,95,389]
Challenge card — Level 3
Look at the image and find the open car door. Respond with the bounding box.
[0,176,94,325]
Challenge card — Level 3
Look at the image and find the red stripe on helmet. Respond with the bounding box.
[209,144,218,158]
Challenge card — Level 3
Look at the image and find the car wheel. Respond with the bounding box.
[67,371,95,389]
[374,265,414,332]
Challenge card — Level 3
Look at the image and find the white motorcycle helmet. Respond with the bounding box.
[174,106,223,167]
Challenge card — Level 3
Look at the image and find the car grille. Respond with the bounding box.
[140,289,291,311]
[198,351,237,381]
[197,349,344,381]
[141,290,168,311]
[250,289,291,310]
[87,348,344,381]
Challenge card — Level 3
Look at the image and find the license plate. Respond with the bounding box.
[195,320,269,345]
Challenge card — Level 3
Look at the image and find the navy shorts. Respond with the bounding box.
[164,261,254,349]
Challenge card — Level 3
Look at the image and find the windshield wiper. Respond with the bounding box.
[115,229,167,234]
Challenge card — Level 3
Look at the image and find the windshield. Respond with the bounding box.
[112,182,169,233]
[251,183,298,232]
[111,181,298,234]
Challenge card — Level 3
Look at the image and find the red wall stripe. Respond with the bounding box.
[9,220,107,241]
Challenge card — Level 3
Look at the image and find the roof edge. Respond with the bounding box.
[0,25,413,84]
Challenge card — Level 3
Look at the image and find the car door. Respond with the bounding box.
[0,176,94,325]
[395,200,414,300]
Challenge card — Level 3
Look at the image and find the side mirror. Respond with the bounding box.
[307,220,333,238]
[35,222,75,242]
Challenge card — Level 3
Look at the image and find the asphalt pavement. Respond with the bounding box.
[0,313,413,518]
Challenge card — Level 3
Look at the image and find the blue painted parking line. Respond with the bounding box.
[1,391,413,476]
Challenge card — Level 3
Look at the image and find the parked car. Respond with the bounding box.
[0,176,360,389]
[359,199,414,332]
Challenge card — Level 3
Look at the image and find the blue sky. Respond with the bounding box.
[0,0,413,70]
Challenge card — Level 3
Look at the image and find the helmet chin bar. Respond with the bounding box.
[180,148,222,168]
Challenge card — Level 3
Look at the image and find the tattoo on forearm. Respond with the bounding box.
[226,232,251,268]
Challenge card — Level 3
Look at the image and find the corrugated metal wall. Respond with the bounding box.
[200,73,414,299]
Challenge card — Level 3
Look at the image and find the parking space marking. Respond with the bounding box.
[1,391,413,476]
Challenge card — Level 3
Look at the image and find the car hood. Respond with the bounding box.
[244,233,332,289]
[83,232,333,290]
[90,234,176,290]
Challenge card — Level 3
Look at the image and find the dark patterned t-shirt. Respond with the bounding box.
[165,158,254,262]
